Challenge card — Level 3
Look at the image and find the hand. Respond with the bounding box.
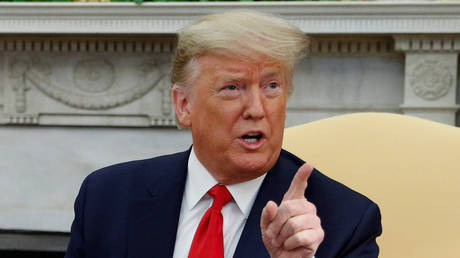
[260,163,324,258]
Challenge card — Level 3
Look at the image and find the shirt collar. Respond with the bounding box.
[185,147,266,218]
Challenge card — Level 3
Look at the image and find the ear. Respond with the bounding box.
[172,85,192,127]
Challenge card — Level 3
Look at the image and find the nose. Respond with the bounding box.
[242,87,265,120]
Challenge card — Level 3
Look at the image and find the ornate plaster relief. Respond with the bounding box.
[0,37,176,127]
[395,35,460,125]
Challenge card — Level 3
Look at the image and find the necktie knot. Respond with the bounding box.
[208,184,232,211]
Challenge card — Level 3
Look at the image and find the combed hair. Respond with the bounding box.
[171,10,310,93]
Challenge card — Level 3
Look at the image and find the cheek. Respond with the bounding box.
[266,100,287,139]
[214,101,245,121]
[195,101,242,134]
[267,100,287,122]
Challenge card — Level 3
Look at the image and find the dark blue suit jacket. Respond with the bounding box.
[66,149,381,258]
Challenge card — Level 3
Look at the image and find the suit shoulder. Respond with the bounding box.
[85,150,190,187]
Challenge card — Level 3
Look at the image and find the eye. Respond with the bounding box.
[267,82,278,89]
[218,83,242,99]
[225,85,238,90]
[264,81,282,97]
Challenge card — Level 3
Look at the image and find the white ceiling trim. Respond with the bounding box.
[1,2,460,34]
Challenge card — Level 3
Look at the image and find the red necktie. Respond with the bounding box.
[188,184,233,258]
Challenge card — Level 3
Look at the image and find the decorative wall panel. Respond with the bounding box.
[395,35,460,125]
[0,37,176,127]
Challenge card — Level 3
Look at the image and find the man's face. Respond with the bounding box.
[174,53,288,185]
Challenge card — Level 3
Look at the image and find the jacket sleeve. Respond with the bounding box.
[342,202,382,258]
[65,176,89,258]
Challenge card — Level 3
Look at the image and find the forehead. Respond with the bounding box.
[197,53,285,79]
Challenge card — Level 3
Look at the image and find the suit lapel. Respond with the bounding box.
[233,154,296,258]
[127,150,190,258]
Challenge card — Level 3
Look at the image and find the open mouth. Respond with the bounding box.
[241,132,263,143]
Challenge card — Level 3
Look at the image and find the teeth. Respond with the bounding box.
[244,138,258,143]
[242,132,262,143]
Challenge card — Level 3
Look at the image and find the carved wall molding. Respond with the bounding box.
[73,59,115,94]
[1,2,459,127]
[1,36,395,56]
[393,33,459,125]
[157,77,172,116]
[2,53,175,127]
[0,38,175,54]
[399,50,458,125]
[150,116,175,127]
[310,38,393,55]
[7,115,39,125]
[8,58,31,113]
[409,60,453,101]
[394,36,460,53]
[1,2,460,34]
[20,58,167,110]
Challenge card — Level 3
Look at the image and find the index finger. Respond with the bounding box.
[283,163,313,201]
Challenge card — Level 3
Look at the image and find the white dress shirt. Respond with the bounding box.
[173,148,266,258]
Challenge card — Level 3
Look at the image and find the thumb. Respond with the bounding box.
[260,200,278,231]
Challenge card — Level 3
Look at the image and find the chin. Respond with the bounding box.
[234,153,276,176]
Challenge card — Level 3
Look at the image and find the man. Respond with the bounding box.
[66,10,381,258]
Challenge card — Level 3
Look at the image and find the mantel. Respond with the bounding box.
[1,2,460,34]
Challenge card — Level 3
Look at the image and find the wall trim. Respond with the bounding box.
[1,2,460,34]
[0,37,175,53]
[394,35,460,53]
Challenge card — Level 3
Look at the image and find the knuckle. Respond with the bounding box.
[281,201,295,217]
[297,199,310,209]
[296,233,309,245]
[266,224,278,237]
[319,228,325,241]
[306,202,317,214]
[297,231,320,247]
[291,233,303,245]
[302,235,315,247]
[285,202,297,215]
[292,199,308,213]
[313,216,321,227]
[263,228,273,239]
[286,218,299,234]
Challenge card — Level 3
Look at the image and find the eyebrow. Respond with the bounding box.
[214,66,283,83]
[219,67,282,76]
[215,71,247,82]
[261,71,282,79]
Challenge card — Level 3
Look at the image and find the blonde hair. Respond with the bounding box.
[171,10,310,93]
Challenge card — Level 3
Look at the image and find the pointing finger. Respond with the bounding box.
[283,163,313,201]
